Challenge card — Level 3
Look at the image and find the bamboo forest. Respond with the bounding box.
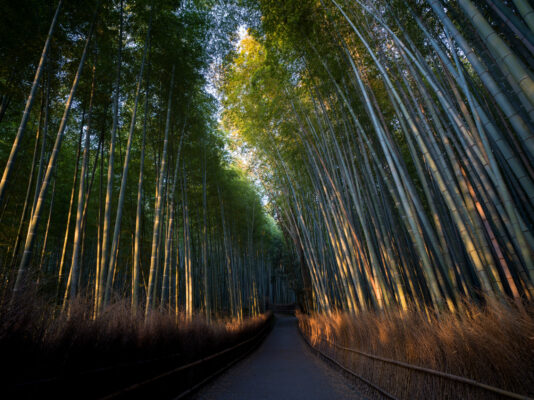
[1,0,533,399]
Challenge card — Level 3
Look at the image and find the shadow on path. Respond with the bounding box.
[193,314,361,399]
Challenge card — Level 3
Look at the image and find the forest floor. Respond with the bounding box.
[193,314,367,400]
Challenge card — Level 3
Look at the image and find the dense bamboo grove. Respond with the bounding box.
[1,0,533,359]
[222,0,534,313]
[0,0,295,320]
[1,1,534,397]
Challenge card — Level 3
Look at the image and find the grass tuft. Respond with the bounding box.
[298,298,534,399]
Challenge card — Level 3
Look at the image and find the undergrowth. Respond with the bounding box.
[0,292,269,390]
[298,298,534,399]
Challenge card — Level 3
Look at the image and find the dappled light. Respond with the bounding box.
[1,0,534,398]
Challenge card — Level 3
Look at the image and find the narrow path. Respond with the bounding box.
[193,314,362,399]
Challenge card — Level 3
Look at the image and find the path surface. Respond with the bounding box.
[193,314,362,400]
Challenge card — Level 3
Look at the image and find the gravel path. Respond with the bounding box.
[193,314,362,400]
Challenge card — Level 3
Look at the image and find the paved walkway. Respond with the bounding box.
[193,314,361,399]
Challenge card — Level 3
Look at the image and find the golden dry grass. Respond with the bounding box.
[298,299,534,399]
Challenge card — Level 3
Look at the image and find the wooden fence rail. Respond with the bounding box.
[299,323,533,400]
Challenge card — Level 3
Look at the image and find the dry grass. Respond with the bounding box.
[298,299,534,399]
[0,292,270,398]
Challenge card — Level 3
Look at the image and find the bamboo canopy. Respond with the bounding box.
[0,0,533,319]
[221,0,534,313]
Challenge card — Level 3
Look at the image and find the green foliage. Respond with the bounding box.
[0,0,287,313]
